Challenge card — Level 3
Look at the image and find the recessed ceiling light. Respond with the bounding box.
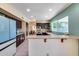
[26,9,30,12]
[49,8,52,12]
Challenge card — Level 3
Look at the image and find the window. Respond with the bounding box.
[51,16,68,33]
[51,20,57,32]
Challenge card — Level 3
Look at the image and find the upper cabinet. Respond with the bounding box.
[36,23,50,29]
[16,20,22,29]
[36,20,50,32]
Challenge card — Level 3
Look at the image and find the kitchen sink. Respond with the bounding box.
[36,32,49,35]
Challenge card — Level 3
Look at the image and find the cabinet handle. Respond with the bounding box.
[61,38,67,43]
[61,38,64,43]
[44,38,47,43]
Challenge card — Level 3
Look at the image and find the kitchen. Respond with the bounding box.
[0,3,79,56]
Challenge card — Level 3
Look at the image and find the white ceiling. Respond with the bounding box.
[9,3,71,20]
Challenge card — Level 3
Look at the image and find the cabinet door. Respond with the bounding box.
[9,19,16,39]
[47,39,78,56]
[0,16,9,43]
[29,39,47,56]
[47,39,66,56]
[61,39,78,56]
[16,20,22,29]
[28,38,78,56]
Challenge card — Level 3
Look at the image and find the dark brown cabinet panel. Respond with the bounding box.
[36,23,50,29]
[16,20,22,29]
[16,34,25,47]
[26,22,28,36]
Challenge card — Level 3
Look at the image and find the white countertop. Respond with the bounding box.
[26,33,79,39]
[16,32,24,36]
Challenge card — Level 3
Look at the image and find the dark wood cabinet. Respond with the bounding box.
[36,23,50,29]
[16,33,25,47]
[26,22,28,36]
[16,20,22,29]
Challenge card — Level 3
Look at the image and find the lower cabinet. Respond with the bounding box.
[16,34,25,47]
[29,39,78,56]
[47,39,78,56]
[29,39,46,56]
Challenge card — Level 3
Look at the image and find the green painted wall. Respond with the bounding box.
[50,3,79,36]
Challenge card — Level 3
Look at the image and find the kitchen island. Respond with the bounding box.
[27,33,79,56]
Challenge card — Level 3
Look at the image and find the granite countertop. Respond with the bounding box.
[26,33,79,39]
[16,32,24,36]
